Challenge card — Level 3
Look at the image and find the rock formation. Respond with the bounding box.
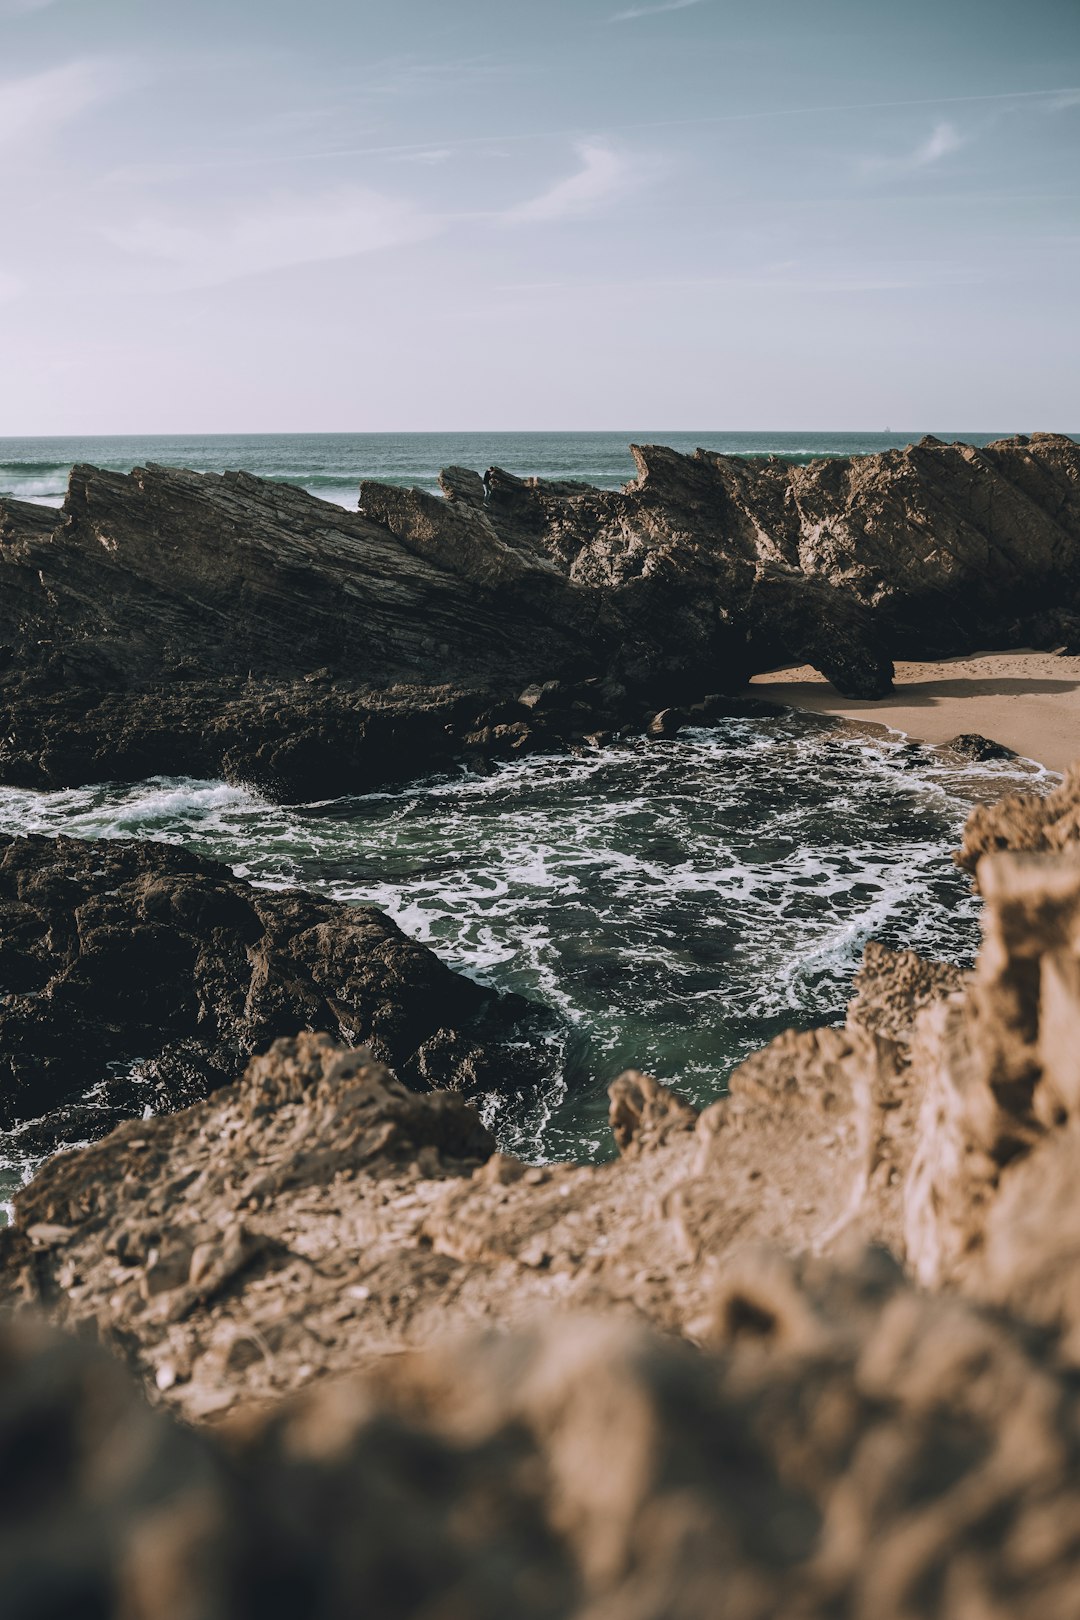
[0,433,1076,797]
[0,833,521,1155]
[8,771,1080,1614]
[957,761,1080,872]
[0,917,1020,1426]
[4,474,1080,1612]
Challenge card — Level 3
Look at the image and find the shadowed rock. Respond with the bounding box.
[0,834,509,1151]
[3,435,1074,797]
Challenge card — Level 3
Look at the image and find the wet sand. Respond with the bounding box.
[751,650,1080,775]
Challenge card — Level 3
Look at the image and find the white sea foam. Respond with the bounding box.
[0,713,1053,1170]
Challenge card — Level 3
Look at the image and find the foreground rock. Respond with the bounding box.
[11,767,1080,1613]
[0,939,961,1423]
[5,822,1080,1424]
[1,433,1076,797]
[0,834,510,1152]
[9,1245,1080,1619]
[957,760,1080,873]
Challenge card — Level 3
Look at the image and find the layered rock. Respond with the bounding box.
[1,433,1075,798]
[0,834,513,1153]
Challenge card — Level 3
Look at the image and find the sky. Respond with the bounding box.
[0,0,1077,433]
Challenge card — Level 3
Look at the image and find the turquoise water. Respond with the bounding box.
[0,713,1050,1209]
[0,429,1024,511]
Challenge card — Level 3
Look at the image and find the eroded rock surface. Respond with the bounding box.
[0,833,507,1151]
[957,761,1080,873]
[10,1244,1080,1620]
[2,434,1076,796]
[9,755,1080,1613]
[0,937,945,1424]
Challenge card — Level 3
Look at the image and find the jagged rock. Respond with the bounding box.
[957,763,1080,873]
[846,938,965,1046]
[0,942,939,1423]
[644,706,685,738]
[0,834,506,1151]
[0,494,60,542]
[903,848,1080,1307]
[3,436,1075,797]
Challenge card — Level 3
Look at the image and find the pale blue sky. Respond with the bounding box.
[0,0,1077,432]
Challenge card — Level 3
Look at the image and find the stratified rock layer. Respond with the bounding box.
[1,433,1076,796]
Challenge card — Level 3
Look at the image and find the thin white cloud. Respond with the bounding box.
[0,60,122,148]
[504,142,630,224]
[103,185,440,287]
[611,0,708,20]
[393,147,453,165]
[0,0,62,14]
[912,120,964,165]
[860,120,965,176]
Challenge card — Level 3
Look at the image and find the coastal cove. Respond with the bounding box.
[0,711,1050,1211]
[5,0,1080,1603]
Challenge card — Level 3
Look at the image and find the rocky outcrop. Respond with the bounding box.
[2,434,1075,798]
[957,761,1080,873]
[7,815,1080,1424]
[9,1245,1080,1619]
[0,937,952,1423]
[0,834,515,1154]
[10,768,1080,1612]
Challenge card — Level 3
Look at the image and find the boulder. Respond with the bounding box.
[0,834,509,1152]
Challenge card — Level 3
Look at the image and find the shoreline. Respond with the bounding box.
[750,649,1080,776]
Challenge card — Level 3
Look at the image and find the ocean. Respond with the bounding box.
[0,722,1050,1211]
[0,427,1054,1213]
[0,429,1023,511]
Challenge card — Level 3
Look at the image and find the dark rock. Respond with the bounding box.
[0,834,505,1150]
[0,437,1076,797]
[517,679,562,711]
[946,732,1019,762]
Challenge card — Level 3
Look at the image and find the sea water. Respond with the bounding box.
[0,710,1052,1214]
[0,429,1024,511]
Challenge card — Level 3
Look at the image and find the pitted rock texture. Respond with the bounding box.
[957,761,1080,873]
[3,434,1076,797]
[0,834,503,1151]
[0,938,942,1426]
[12,830,1080,1425]
[903,847,1080,1321]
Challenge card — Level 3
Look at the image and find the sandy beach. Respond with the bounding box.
[751,650,1080,775]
